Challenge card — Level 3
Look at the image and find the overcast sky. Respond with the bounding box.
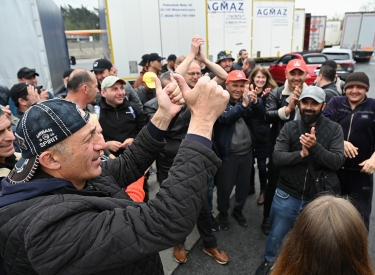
[53,0,371,19]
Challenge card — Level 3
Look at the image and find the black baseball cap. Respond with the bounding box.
[10,83,29,103]
[63,69,74,78]
[17,67,39,79]
[321,60,337,70]
[167,54,177,61]
[138,54,150,66]
[148,53,165,62]
[92,59,113,72]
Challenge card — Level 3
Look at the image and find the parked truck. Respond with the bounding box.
[341,12,375,62]
[207,0,252,61]
[307,15,327,51]
[292,9,305,52]
[324,21,341,47]
[251,0,295,59]
[0,0,72,94]
[208,0,295,61]
[99,0,207,80]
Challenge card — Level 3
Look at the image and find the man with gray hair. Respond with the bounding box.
[242,57,256,78]
[255,85,344,274]
[0,73,229,274]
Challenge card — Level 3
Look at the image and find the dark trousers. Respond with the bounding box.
[158,159,217,248]
[337,169,373,230]
[216,150,252,213]
[196,197,217,248]
[250,157,268,191]
[263,153,280,218]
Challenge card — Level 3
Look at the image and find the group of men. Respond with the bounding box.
[255,59,375,275]
[0,34,374,275]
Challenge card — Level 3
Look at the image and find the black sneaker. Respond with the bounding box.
[210,213,220,232]
[217,212,229,230]
[261,217,271,236]
[231,208,248,227]
[255,260,274,275]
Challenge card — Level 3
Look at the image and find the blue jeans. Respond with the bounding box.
[264,188,309,262]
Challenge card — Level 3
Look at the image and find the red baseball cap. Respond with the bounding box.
[225,70,249,83]
[286,59,307,72]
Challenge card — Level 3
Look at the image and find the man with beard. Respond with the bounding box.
[261,59,309,235]
[255,86,344,275]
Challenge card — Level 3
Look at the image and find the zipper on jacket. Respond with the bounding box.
[301,167,308,200]
[346,113,355,141]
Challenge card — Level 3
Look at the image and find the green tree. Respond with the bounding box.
[60,5,99,30]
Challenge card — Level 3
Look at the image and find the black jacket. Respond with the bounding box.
[321,82,339,103]
[265,83,306,150]
[143,98,191,182]
[99,97,147,156]
[323,95,375,171]
[274,116,344,200]
[134,86,156,105]
[0,127,221,275]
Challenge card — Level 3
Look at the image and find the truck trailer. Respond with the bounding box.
[324,21,341,47]
[99,0,207,80]
[307,15,327,51]
[341,12,375,62]
[0,0,71,94]
[292,8,305,52]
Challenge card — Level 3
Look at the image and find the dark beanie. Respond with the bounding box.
[344,72,370,91]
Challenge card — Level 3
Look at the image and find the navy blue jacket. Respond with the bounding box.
[251,93,271,159]
[214,98,264,160]
[323,95,375,171]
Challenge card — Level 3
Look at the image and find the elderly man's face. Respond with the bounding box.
[226,80,246,102]
[0,114,15,162]
[87,73,99,104]
[52,114,106,189]
[184,63,201,88]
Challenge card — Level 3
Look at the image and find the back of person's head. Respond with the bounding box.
[159,71,172,88]
[175,55,186,66]
[272,195,374,275]
[319,65,336,83]
[244,58,256,69]
[67,69,95,93]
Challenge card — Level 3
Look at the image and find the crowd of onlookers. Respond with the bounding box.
[0,35,374,275]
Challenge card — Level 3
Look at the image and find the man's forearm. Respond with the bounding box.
[203,59,228,80]
[187,117,213,140]
[150,110,172,131]
[175,53,195,76]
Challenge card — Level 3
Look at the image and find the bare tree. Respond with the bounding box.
[360,0,375,11]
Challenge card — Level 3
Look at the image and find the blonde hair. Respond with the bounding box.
[272,195,374,275]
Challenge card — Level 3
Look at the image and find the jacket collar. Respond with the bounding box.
[282,80,309,103]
